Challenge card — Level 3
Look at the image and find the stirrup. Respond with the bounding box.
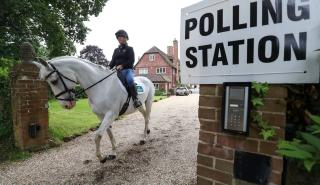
[133,99,142,108]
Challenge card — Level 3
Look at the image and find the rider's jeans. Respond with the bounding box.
[120,69,135,87]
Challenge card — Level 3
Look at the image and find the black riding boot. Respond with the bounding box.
[129,85,142,108]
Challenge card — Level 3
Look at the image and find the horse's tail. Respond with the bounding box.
[136,76,154,114]
[145,78,155,114]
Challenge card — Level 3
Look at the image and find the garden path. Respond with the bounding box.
[0,94,200,185]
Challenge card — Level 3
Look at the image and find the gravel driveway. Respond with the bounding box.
[0,94,200,185]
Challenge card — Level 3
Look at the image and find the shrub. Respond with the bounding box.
[0,75,12,140]
[74,86,87,99]
[0,58,16,161]
[0,58,16,140]
[277,113,320,172]
[155,89,165,96]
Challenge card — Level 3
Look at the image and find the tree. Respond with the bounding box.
[79,45,109,66]
[0,0,108,59]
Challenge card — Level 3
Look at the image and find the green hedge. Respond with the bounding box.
[155,89,166,96]
[0,75,12,140]
[0,58,15,140]
[0,58,14,161]
[75,86,87,99]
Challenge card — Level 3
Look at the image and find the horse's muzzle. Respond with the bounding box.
[64,101,76,109]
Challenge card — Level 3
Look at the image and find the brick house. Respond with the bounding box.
[134,39,180,93]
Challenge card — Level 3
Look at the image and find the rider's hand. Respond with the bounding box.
[116,65,123,70]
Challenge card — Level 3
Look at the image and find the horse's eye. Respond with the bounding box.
[51,80,58,85]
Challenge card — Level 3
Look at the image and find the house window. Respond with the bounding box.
[139,68,148,75]
[149,54,155,61]
[154,83,159,90]
[156,67,166,74]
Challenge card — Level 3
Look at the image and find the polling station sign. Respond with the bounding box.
[180,0,320,84]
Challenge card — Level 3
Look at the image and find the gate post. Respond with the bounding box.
[10,43,49,150]
[197,85,287,185]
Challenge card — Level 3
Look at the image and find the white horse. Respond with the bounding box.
[33,56,155,163]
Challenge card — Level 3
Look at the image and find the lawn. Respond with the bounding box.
[153,95,167,102]
[49,99,99,143]
[49,96,167,143]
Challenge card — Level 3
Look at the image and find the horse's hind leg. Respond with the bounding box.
[138,97,152,145]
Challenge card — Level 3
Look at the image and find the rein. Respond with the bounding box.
[46,63,116,101]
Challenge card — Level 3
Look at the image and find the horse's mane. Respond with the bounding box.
[49,56,109,72]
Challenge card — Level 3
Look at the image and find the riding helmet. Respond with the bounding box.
[115,29,129,40]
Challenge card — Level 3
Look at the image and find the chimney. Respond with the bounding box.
[172,39,179,84]
[173,39,178,65]
[167,46,173,57]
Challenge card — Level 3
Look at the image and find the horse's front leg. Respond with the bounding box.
[106,127,116,157]
[95,111,116,163]
[95,134,106,162]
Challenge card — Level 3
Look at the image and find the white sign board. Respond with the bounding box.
[180,0,320,84]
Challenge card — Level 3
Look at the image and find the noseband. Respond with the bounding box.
[45,63,78,101]
[45,63,116,102]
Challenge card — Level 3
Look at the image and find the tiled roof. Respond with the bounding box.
[144,46,176,69]
[139,74,171,83]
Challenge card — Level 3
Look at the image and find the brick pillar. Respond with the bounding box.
[197,85,287,185]
[11,63,49,150]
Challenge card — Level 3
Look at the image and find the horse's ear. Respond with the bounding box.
[36,57,49,68]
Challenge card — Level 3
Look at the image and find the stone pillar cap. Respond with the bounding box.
[20,42,36,63]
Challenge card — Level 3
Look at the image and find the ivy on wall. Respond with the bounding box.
[251,82,276,140]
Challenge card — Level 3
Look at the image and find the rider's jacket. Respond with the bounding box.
[109,44,135,69]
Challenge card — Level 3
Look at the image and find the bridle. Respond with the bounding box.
[45,63,116,101]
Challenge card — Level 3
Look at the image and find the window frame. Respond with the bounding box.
[156,67,166,74]
[149,54,155,61]
[139,68,148,75]
[154,83,160,90]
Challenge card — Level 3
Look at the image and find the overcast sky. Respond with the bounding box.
[75,0,200,62]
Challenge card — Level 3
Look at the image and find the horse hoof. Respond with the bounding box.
[140,140,146,145]
[147,129,150,134]
[100,158,107,164]
[100,155,116,163]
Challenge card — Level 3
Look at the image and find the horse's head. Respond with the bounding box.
[35,58,78,109]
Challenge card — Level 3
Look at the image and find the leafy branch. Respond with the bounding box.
[277,112,320,172]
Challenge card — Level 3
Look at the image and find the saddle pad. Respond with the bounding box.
[134,80,145,95]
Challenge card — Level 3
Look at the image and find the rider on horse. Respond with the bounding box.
[109,29,142,108]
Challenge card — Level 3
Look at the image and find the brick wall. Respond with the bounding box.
[197,85,287,185]
[11,63,49,150]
